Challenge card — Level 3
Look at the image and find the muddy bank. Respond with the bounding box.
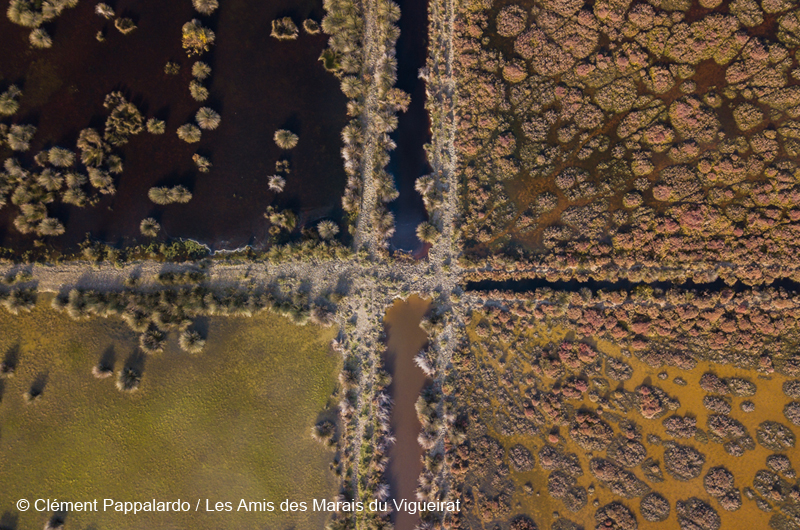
[388,0,430,254]
[383,295,431,530]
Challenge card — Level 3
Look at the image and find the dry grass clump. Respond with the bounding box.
[189,80,209,101]
[28,28,52,48]
[116,365,141,392]
[139,217,160,237]
[192,153,211,172]
[264,206,297,233]
[164,61,181,75]
[311,420,336,447]
[303,19,321,34]
[416,221,440,244]
[267,175,285,193]
[178,328,205,354]
[192,61,211,80]
[273,129,298,149]
[182,19,215,55]
[146,118,165,134]
[95,3,114,18]
[195,107,220,130]
[177,123,202,143]
[45,147,74,167]
[0,85,22,116]
[192,0,218,15]
[271,17,299,40]
[114,17,136,34]
[317,220,340,240]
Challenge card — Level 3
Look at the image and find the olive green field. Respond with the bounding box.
[0,295,340,530]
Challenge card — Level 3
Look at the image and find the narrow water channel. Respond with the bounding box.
[388,0,431,254]
[383,295,431,530]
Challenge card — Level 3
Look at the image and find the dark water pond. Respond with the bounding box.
[0,0,347,252]
[388,0,431,254]
[383,295,431,530]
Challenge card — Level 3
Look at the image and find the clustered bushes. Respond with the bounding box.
[0,85,22,116]
[53,283,336,361]
[454,0,800,285]
[445,287,800,530]
[7,0,78,48]
[0,287,36,315]
[321,0,410,248]
[148,185,193,205]
[182,19,215,56]
[0,91,142,239]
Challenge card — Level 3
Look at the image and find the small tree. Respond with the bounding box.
[116,366,141,392]
[48,147,75,167]
[189,80,209,101]
[0,85,22,116]
[139,327,165,354]
[148,187,171,205]
[195,107,221,130]
[7,124,36,151]
[416,221,440,244]
[168,185,192,203]
[95,3,114,18]
[177,123,202,143]
[37,218,65,237]
[146,118,165,134]
[179,329,205,354]
[29,28,52,48]
[182,19,216,55]
[268,175,285,192]
[140,217,160,237]
[317,220,340,240]
[274,129,298,149]
[192,61,211,79]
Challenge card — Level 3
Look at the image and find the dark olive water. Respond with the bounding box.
[383,296,431,530]
[0,0,347,252]
[388,0,431,254]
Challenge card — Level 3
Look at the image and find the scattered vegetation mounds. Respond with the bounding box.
[454,0,800,285]
[508,444,534,472]
[590,458,650,499]
[663,442,706,481]
[569,409,614,450]
[676,497,721,530]
[640,492,670,523]
[757,421,796,450]
[594,501,638,530]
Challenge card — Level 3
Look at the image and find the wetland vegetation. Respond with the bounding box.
[1,1,799,530]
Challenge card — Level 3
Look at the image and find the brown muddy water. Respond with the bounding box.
[383,295,431,530]
[0,0,347,252]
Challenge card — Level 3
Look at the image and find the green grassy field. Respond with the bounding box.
[0,295,340,529]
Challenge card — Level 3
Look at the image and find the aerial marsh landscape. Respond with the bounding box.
[3,0,800,529]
